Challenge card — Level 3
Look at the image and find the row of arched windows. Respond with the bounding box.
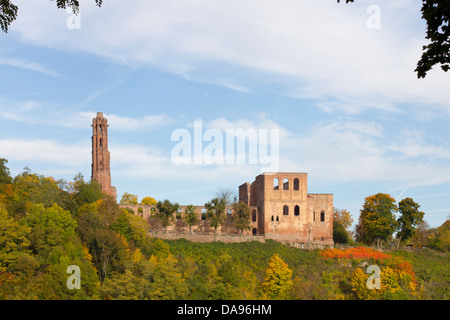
[270,207,326,222]
[273,178,300,190]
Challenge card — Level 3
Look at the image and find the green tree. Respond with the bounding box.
[111,210,149,247]
[70,173,104,207]
[232,201,251,236]
[0,158,12,186]
[338,0,450,78]
[205,197,226,237]
[85,228,129,282]
[261,254,293,300]
[333,220,349,244]
[155,199,179,233]
[25,203,78,251]
[119,193,138,205]
[184,205,198,233]
[355,193,398,246]
[333,208,353,244]
[396,197,425,246]
[428,220,450,252]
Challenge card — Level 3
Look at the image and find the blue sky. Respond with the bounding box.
[0,0,449,229]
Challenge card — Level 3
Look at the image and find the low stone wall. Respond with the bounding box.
[149,232,265,243]
[149,231,333,249]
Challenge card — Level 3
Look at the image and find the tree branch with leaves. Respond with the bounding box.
[338,0,450,78]
[0,0,106,33]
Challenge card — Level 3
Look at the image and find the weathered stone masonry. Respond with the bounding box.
[239,173,333,245]
[92,112,333,245]
[91,112,117,199]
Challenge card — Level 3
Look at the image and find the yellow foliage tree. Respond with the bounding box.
[141,196,157,206]
[261,254,293,300]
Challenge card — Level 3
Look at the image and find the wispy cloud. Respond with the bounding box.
[9,0,450,116]
[0,57,60,77]
[0,101,175,132]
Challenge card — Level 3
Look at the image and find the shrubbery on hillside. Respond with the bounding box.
[0,161,448,300]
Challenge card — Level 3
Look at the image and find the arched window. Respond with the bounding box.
[99,138,102,147]
[273,178,279,190]
[294,205,300,216]
[276,216,279,222]
[252,228,257,236]
[293,178,299,190]
[271,215,274,222]
[320,210,325,222]
[252,210,257,222]
[227,209,232,215]
[99,124,102,132]
[283,178,289,190]
[201,209,207,220]
[283,205,289,215]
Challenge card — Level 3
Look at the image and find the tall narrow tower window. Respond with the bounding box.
[293,178,299,190]
[100,138,102,147]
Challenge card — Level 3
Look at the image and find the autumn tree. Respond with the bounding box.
[205,197,226,238]
[140,196,157,206]
[333,208,354,244]
[119,193,138,205]
[155,199,179,233]
[110,210,149,247]
[261,254,293,300]
[411,220,431,248]
[428,220,450,252]
[355,193,398,247]
[232,201,251,236]
[142,254,188,299]
[396,197,425,246]
[0,204,30,268]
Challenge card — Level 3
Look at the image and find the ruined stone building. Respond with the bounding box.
[239,173,334,245]
[92,112,333,245]
[91,112,116,199]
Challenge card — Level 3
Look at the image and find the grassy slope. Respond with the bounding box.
[164,239,449,300]
[389,249,450,300]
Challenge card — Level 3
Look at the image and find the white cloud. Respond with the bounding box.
[9,0,450,116]
[279,120,450,187]
[0,138,90,166]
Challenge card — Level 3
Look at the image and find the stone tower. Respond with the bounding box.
[91,112,116,199]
